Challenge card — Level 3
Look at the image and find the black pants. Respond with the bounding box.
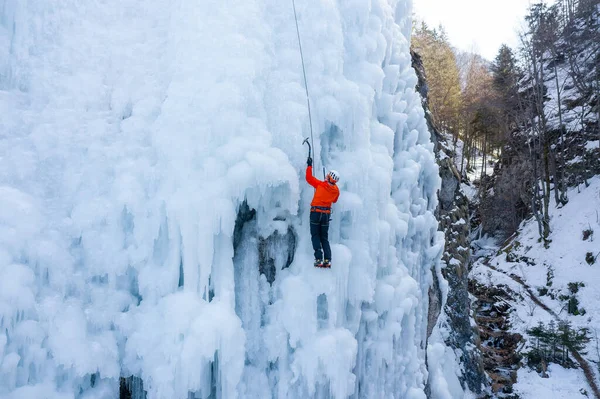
[310,211,331,260]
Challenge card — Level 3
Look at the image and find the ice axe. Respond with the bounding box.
[302,137,312,158]
[303,137,320,179]
[302,138,326,179]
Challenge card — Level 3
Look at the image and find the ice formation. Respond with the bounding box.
[0,0,464,398]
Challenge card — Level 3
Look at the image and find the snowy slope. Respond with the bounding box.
[471,176,600,398]
[0,1,464,398]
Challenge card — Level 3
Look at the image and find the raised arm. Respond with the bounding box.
[305,166,321,188]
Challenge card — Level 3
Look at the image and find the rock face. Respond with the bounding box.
[411,50,487,394]
[469,280,523,396]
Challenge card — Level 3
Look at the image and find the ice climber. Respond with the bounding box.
[306,155,340,268]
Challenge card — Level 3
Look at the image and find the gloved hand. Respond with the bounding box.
[307,156,312,167]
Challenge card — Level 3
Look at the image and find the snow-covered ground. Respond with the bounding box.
[514,364,589,399]
[471,176,600,398]
[442,133,495,184]
[544,63,587,135]
[586,140,599,151]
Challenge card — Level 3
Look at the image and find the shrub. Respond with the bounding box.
[561,283,586,315]
[568,282,585,294]
[546,266,554,287]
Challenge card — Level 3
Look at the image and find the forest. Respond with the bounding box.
[412,0,600,242]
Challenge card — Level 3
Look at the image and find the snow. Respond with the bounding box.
[0,1,464,398]
[486,177,600,306]
[567,155,583,165]
[513,364,589,398]
[471,176,600,396]
[544,64,585,134]
[585,140,599,150]
[460,183,478,202]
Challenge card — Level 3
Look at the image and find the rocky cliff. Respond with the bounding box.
[412,50,487,395]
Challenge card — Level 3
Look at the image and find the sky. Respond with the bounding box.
[413,0,535,60]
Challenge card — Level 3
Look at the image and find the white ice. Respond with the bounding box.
[0,0,463,398]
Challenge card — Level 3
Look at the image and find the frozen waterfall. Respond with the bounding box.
[0,0,465,398]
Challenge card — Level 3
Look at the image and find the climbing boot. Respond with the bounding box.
[314,259,323,268]
[322,259,331,268]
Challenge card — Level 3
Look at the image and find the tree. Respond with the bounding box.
[460,53,491,175]
[527,321,590,369]
[491,45,522,144]
[412,24,462,139]
[562,0,600,151]
[517,2,561,245]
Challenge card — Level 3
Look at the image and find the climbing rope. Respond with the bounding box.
[291,0,316,175]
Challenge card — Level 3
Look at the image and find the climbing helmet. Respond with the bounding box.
[327,170,340,183]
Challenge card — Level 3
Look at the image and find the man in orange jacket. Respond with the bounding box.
[306,155,340,268]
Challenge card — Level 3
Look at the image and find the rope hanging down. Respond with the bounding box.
[291,0,316,174]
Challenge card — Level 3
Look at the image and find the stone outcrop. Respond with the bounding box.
[412,50,487,394]
[469,280,523,396]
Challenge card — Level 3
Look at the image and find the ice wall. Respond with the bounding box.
[0,0,464,398]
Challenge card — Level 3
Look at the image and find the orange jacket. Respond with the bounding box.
[306,166,339,212]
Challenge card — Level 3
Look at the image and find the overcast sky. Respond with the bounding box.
[413,0,536,60]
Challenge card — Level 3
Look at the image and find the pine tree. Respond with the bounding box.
[491,45,522,143]
[527,320,591,368]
